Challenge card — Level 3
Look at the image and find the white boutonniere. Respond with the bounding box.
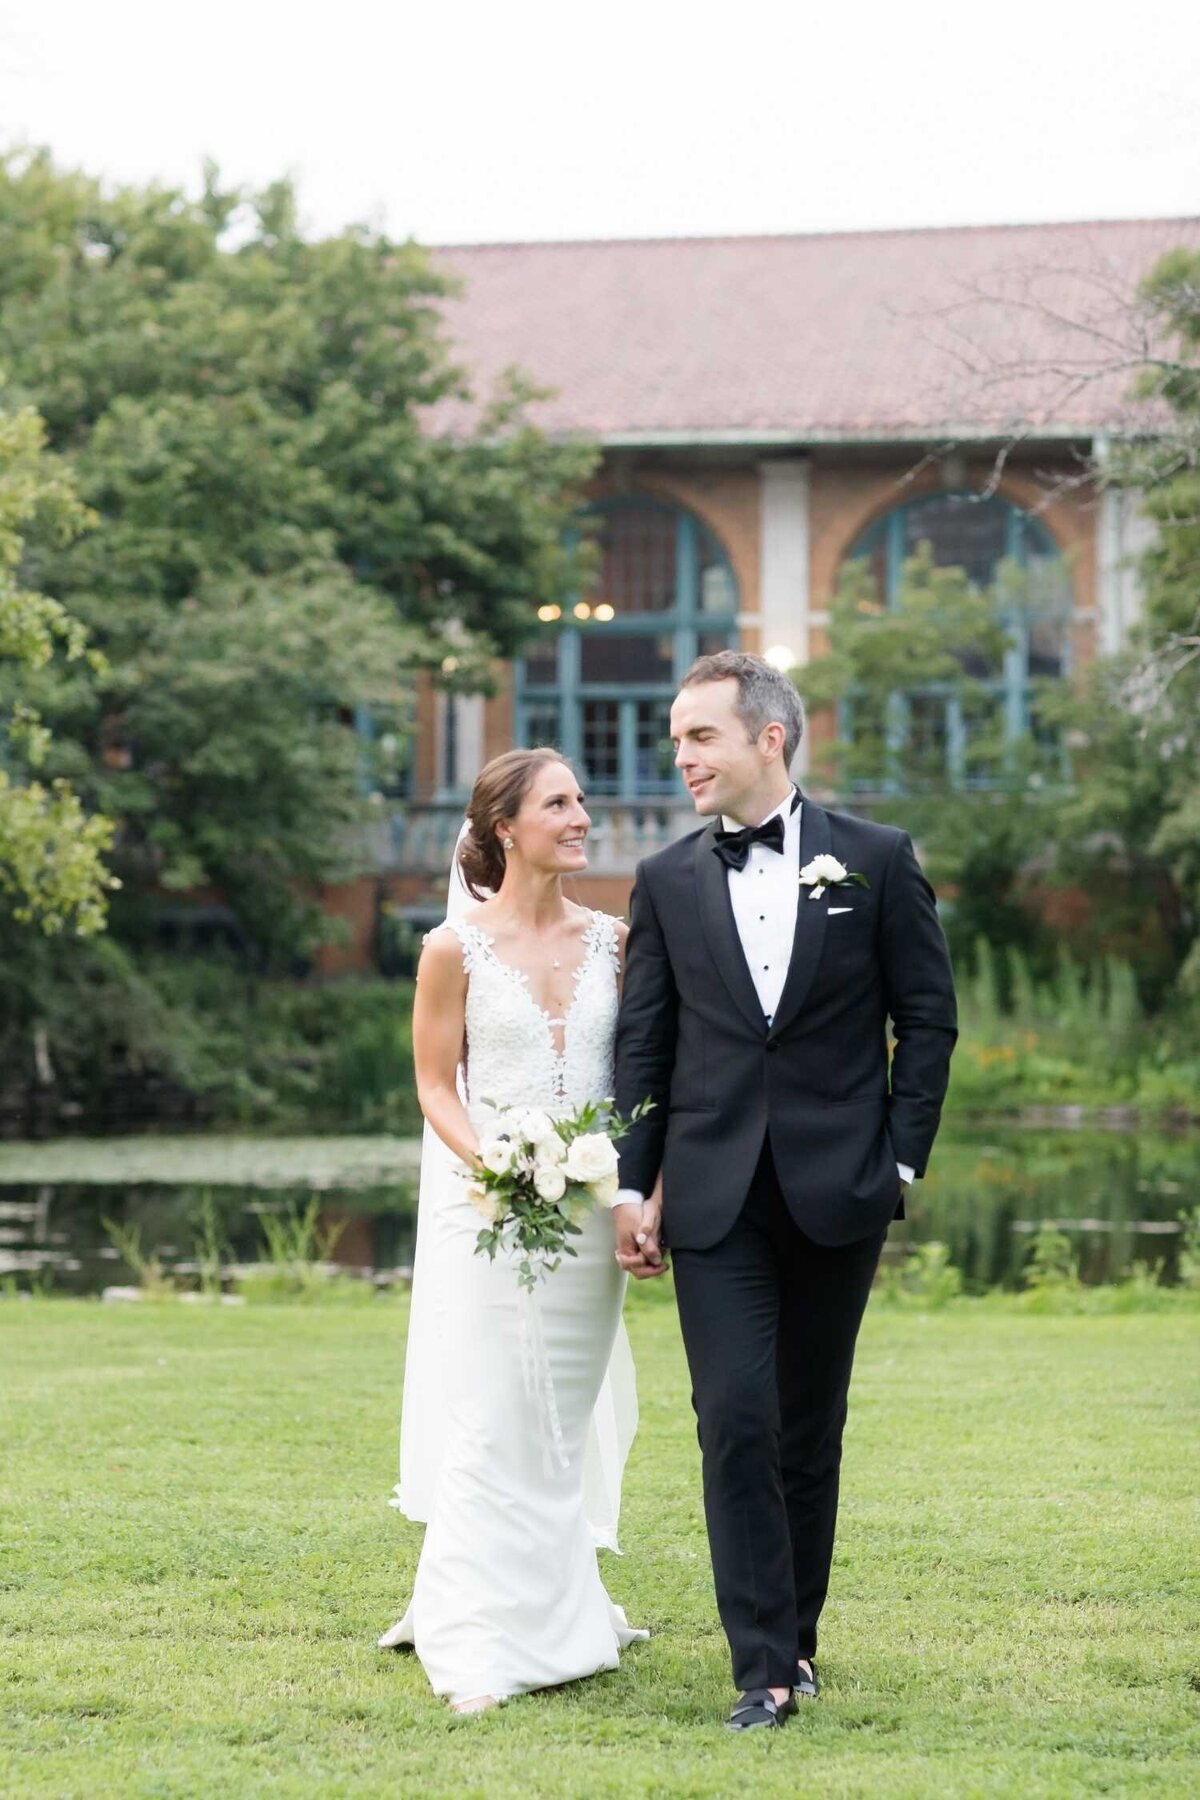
[799,854,870,902]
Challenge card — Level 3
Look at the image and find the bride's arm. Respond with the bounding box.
[412,929,479,1167]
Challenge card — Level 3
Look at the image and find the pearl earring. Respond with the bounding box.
[503,836,515,850]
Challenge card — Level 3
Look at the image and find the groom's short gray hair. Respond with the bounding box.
[680,651,805,766]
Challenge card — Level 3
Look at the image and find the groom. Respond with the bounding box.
[613,650,957,1731]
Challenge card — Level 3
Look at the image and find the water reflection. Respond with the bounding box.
[1,1124,1195,1295]
[0,1181,417,1296]
[889,1124,1196,1290]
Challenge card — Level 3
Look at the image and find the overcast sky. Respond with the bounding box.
[2,0,1198,246]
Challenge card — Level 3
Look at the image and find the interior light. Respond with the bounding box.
[573,601,592,620]
[537,604,561,622]
[593,603,615,621]
[763,644,796,672]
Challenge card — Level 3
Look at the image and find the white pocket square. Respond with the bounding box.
[828,906,854,916]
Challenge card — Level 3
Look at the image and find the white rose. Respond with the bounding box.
[563,1132,619,1184]
[518,1109,558,1146]
[480,1137,516,1176]
[588,1171,620,1209]
[533,1165,568,1203]
[800,854,847,886]
[535,1133,567,1168]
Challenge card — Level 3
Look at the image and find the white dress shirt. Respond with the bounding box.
[722,788,802,1028]
[614,787,912,1205]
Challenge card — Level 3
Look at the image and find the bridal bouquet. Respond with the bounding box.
[467,1096,655,1292]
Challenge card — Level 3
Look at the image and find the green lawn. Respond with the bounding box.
[2,1292,1197,1798]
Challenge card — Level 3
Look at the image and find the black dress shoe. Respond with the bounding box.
[795,1659,819,1698]
[725,1688,797,1731]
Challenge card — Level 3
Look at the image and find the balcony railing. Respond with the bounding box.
[367,799,699,878]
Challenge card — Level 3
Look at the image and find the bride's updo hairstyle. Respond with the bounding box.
[459,746,577,900]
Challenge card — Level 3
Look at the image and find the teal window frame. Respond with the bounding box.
[516,499,739,798]
[841,491,1071,792]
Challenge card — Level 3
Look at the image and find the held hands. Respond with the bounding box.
[614,1176,667,1280]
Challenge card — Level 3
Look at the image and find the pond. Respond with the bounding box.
[0,1122,1195,1296]
[899,1122,1195,1288]
[0,1137,419,1297]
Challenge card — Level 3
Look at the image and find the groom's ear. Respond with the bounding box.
[759,721,787,762]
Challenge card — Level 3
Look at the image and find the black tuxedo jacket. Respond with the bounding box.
[614,798,958,1249]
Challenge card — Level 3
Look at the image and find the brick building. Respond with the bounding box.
[321,216,1200,970]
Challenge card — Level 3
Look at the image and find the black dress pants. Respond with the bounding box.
[671,1138,885,1690]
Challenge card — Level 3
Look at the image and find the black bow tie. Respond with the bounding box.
[712,812,786,872]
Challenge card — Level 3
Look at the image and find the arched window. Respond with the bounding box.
[517,500,739,796]
[844,491,1071,786]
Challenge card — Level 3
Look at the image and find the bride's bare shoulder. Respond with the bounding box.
[418,922,472,977]
[419,905,500,973]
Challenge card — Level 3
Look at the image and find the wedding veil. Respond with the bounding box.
[391,820,639,1551]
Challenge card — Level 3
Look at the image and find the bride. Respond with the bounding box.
[378,747,657,1712]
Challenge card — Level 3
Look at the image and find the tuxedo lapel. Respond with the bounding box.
[694,821,768,1034]
[769,799,832,1037]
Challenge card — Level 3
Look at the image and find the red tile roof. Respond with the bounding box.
[430,218,1200,443]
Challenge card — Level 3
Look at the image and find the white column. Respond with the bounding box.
[434,693,486,797]
[455,694,486,789]
[1096,485,1154,656]
[758,458,811,774]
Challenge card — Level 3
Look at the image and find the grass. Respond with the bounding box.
[2,1291,1197,1798]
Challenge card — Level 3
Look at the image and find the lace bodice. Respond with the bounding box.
[439,911,620,1119]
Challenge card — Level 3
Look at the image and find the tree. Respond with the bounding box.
[0,148,597,967]
[0,394,115,935]
[1040,249,1200,998]
[794,548,1063,970]
[800,244,1200,1003]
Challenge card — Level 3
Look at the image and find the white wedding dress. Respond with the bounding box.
[378,907,647,1703]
